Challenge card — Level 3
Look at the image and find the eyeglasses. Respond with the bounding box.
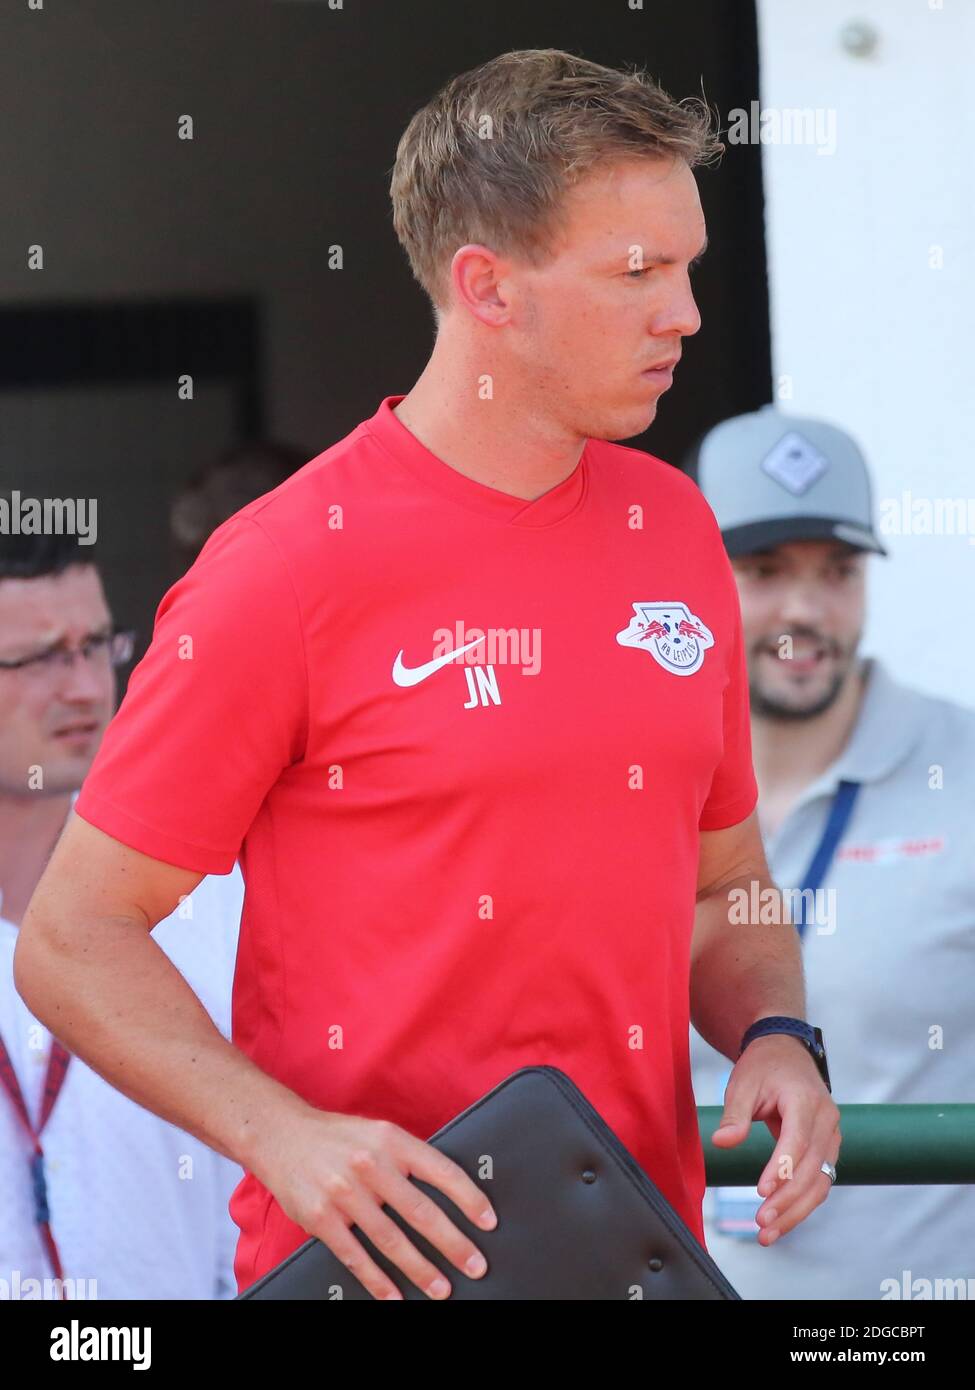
[0,628,138,677]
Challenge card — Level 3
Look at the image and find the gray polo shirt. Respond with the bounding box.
[689,655,975,1300]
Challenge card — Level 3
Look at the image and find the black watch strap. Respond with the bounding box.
[738,1016,832,1093]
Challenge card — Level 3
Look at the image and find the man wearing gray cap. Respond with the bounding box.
[688,405,975,1300]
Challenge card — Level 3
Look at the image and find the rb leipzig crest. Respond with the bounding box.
[615,601,714,676]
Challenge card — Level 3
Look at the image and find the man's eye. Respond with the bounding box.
[625,266,654,279]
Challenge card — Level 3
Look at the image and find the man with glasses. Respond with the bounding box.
[0,525,243,1299]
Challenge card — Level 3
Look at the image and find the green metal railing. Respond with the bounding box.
[698,1105,975,1184]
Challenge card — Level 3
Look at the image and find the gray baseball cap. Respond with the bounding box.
[685,404,888,557]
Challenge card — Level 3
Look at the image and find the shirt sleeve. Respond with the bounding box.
[697,541,759,833]
[73,514,308,873]
[213,1154,247,1300]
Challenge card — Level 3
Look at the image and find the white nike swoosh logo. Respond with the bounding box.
[392,637,485,687]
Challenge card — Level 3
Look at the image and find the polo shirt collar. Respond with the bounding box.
[791,657,928,811]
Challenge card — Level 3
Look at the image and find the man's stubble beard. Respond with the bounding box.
[748,638,862,722]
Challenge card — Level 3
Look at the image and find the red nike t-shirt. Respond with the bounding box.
[74,395,758,1292]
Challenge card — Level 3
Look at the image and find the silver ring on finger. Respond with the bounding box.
[821,1160,837,1185]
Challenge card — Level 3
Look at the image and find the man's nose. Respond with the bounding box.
[778,581,828,627]
[55,652,109,702]
[651,274,702,338]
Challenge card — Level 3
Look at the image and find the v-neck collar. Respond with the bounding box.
[362,395,590,529]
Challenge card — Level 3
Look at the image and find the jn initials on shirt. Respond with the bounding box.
[463,664,501,708]
[392,624,543,708]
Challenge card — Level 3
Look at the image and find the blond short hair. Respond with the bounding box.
[389,48,723,318]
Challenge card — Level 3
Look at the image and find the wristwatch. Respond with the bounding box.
[738,1016,832,1094]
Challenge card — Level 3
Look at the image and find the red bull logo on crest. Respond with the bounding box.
[615,601,715,675]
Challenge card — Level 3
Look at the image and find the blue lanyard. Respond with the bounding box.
[793,778,861,938]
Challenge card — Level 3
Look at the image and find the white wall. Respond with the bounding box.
[756,0,974,703]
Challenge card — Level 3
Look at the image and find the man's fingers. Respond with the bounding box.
[756,1087,839,1199]
[765,1118,841,1223]
[402,1132,498,1232]
[710,1118,750,1145]
[313,1209,408,1301]
[342,1192,462,1299]
[757,1121,841,1240]
[312,1166,487,1301]
[339,1130,494,1299]
[762,1104,840,1210]
[382,1168,489,1286]
[756,1104,812,1199]
[712,1090,759,1145]
[758,1149,836,1243]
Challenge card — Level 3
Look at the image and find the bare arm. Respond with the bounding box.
[688,810,841,1245]
[15,813,288,1164]
[14,812,496,1299]
[690,810,806,1060]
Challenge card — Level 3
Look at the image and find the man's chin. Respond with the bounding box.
[750,674,846,721]
[597,400,658,443]
[39,750,98,791]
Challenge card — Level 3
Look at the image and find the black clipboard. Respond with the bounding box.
[238,1065,739,1301]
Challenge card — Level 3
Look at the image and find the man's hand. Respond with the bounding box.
[251,1102,497,1300]
[16,816,495,1303]
[710,1035,841,1245]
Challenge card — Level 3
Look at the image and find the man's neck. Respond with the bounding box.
[751,658,868,836]
[0,791,74,928]
[393,338,586,501]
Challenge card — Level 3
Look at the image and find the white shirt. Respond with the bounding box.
[690,657,975,1300]
[0,797,245,1300]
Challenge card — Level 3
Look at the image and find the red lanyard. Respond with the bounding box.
[0,1031,71,1294]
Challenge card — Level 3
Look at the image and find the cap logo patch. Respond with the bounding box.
[761,431,829,495]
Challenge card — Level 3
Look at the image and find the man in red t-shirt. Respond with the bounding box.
[15,49,840,1299]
